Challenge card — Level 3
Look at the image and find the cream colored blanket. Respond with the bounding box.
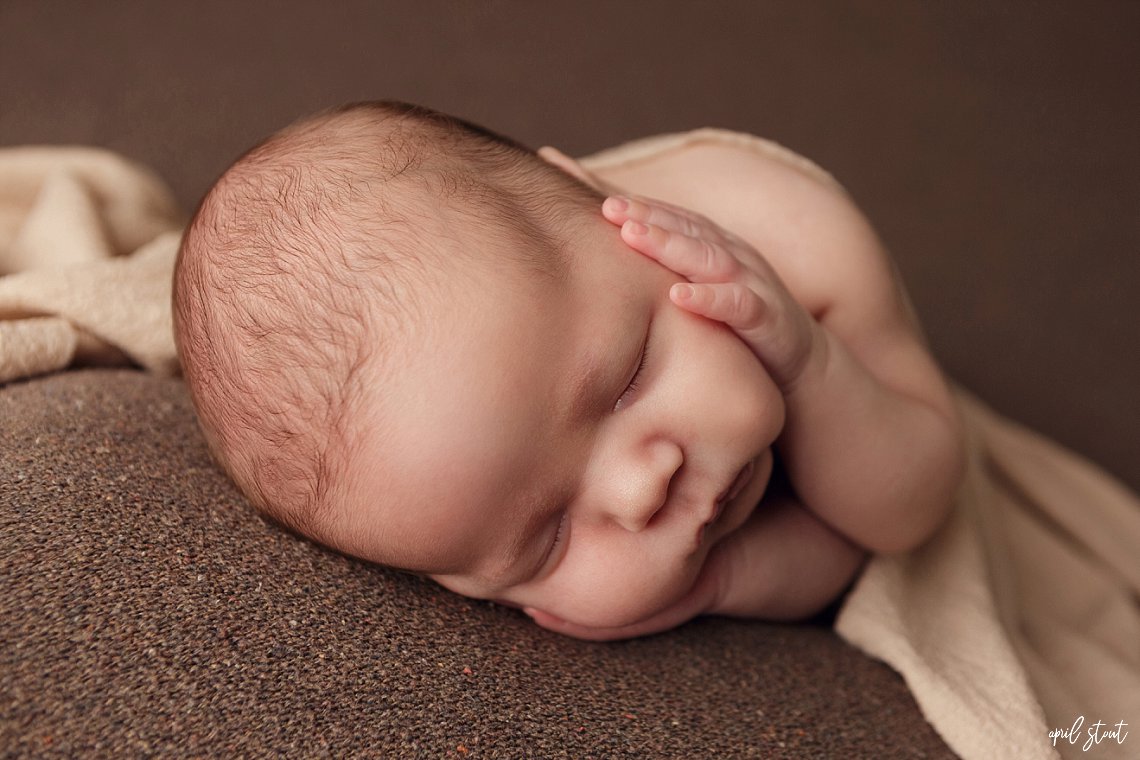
[0,147,183,384]
[3,142,1137,759]
[838,388,1140,760]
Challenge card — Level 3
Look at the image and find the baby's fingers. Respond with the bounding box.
[605,194,705,239]
[621,220,741,283]
[671,281,767,331]
[675,280,824,392]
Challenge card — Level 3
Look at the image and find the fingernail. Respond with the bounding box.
[606,196,629,213]
[625,220,648,235]
[673,284,694,300]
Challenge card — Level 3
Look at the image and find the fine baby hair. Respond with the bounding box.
[173,100,602,539]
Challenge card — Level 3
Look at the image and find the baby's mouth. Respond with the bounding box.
[716,459,754,508]
[702,459,756,540]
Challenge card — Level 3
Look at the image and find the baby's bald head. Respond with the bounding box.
[173,100,602,539]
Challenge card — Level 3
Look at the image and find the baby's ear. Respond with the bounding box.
[538,146,606,192]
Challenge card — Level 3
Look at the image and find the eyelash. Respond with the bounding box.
[545,512,568,563]
[616,338,650,410]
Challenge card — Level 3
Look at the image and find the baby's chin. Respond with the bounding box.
[528,561,712,631]
[555,494,769,629]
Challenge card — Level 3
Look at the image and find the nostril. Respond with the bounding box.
[620,501,661,532]
[611,442,682,531]
[635,466,681,531]
[616,485,669,533]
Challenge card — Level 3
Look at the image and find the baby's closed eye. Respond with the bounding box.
[543,512,569,565]
[614,328,651,412]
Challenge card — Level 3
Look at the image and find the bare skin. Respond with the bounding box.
[328,138,966,642]
[517,143,967,639]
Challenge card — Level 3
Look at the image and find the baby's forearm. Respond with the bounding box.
[777,326,966,554]
[709,483,867,621]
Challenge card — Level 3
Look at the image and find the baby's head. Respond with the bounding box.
[174,101,785,632]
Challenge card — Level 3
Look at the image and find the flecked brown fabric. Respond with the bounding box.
[1,370,953,757]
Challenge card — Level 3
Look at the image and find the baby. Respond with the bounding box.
[173,100,966,641]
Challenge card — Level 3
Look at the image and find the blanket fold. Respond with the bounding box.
[4,138,1136,760]
[0,147,183,384]
[836,387,1140,760]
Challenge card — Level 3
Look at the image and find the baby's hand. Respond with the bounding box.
[602,195,825,393]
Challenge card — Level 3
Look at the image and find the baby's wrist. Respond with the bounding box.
[780,320,833,399]
[696,539,748,618]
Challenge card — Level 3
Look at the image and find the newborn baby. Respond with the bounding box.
[173,100,966,640]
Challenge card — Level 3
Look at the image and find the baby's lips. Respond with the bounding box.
[716,459,755,505]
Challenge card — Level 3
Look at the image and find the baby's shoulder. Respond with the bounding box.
[578,127,845,202]
[579,129,886,319]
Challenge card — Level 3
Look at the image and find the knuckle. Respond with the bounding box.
[678,215,698,238]
[732,284,751,315]
[662,227,684,256]
[737,286,766,329]
[699,239,719,271]
[706,245,740,279]
[722,254,743,277]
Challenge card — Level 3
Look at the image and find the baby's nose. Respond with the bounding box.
[610,482,668,532]
[606,445,682,532]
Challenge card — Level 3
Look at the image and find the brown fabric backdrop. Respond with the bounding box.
[2,0,1135,491]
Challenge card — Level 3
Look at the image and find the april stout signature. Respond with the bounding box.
[1048,716,1129,752]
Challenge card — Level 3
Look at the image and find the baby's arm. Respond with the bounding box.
[603,181,965,555]
[705,469,868,621]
